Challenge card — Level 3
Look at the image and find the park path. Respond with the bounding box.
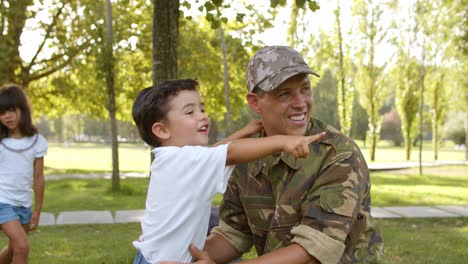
[41,160,467,226]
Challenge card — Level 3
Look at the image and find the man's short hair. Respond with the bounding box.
[246,46,319,93]
[132,79,199,147]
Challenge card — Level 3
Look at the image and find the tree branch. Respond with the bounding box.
[25,2,65,71]
[26,41,90,84]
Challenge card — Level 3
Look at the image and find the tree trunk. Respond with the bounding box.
[405,128,411,160]
[152,0,179,85]
[219,26,232,135]
[105,0,120,191]
[465,112,468,160]
[335,0,352,136]
[419,37,426,176]
[0,0,31,85]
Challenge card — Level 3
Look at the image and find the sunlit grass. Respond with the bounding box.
[41,166,468,214]
[45,142,150,174]
[1,218,465,263]
[1,165,464,263]
[371,167,468,206]
[43,141,466,175]
[43,178,149,214]
[379,218,468,264]
[356,140,466,163]
[0,224,139,264]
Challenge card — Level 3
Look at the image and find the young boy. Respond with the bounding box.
[131,79,325,264]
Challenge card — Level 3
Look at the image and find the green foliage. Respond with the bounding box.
[311,69,340,129]
[353,0,391,161]
[443,111,466,145]
[392,56,421,160]
[350,91,369,141]
[178,18,250,127]
[0,0,100,87]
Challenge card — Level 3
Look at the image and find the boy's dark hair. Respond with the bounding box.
[132,79,199,148]
[0,84,37,140]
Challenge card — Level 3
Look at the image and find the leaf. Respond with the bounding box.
[308,1,320,12]
[204,2,215,12]
[295,0,306,8]
[210,20,221,29]
[212,0,223,6]
[181,1,191,9]
[236,13,245,23]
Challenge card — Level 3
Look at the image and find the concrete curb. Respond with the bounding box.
[38,206,468,226]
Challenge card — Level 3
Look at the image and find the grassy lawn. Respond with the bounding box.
[45,142,150,174]
[3,140,467,263]
[371,166,468,206]
[40,166,468,213]
[1,218,466,263]
[357,140,466,163]
[44,141,466,174]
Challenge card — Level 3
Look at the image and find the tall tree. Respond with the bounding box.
[392,55,420,160]
[333,0,354,136]
[353,0,391,161]
[427,69,448,160]
[0,0,92,87]
[104,0,120,191]
[153,0,179,85]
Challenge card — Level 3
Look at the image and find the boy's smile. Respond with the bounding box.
[159,90,210,147]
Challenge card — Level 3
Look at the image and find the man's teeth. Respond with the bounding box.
[290,114,305,121]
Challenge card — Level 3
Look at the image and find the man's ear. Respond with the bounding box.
[152,122,170,141]
[246,92,262,114]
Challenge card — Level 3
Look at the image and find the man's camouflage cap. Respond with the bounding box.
[246,46,319,92]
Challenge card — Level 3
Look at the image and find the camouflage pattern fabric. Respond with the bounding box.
[213,118,384,263]
[245,46,319,92]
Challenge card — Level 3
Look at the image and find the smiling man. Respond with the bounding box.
[191,46,384,264]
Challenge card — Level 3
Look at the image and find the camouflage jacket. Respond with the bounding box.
[212,118,384,264]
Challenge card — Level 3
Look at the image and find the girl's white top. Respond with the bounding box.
[0,134,48,207]
[133,144,234,264]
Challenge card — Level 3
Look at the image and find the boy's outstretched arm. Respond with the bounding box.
[213,120,263,147]
[225,132,326,166]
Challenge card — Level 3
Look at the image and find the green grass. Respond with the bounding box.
[357,140,466,163]
[43,178,149,214]
[0,224,139,264]
[1,218,466,263]
[371,166,468,206]
[40,166,467,213]
[5,140,467,263]
[45,142,150,174]
[44,141,466,175]
[379,218,468,264]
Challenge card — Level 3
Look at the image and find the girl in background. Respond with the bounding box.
[0,84,48,264]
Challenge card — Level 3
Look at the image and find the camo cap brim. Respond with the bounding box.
[246,46,319,92]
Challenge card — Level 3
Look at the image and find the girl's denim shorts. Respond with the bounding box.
[0,202,32,225]
[133,251,151,264]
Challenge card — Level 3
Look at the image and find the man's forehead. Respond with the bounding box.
[275,75,310,91]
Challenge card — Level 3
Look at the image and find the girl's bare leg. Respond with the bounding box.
[0,221,29,264]
[0,243,14,264]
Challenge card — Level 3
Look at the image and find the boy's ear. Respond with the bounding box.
[152,122,170,141]
[246,92,262,114]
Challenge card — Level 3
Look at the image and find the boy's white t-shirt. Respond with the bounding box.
[133,144,234,264]
[0,134,48,207]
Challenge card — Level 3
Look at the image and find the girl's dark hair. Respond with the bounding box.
[132,79,199,148]
[0,84,37,140]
